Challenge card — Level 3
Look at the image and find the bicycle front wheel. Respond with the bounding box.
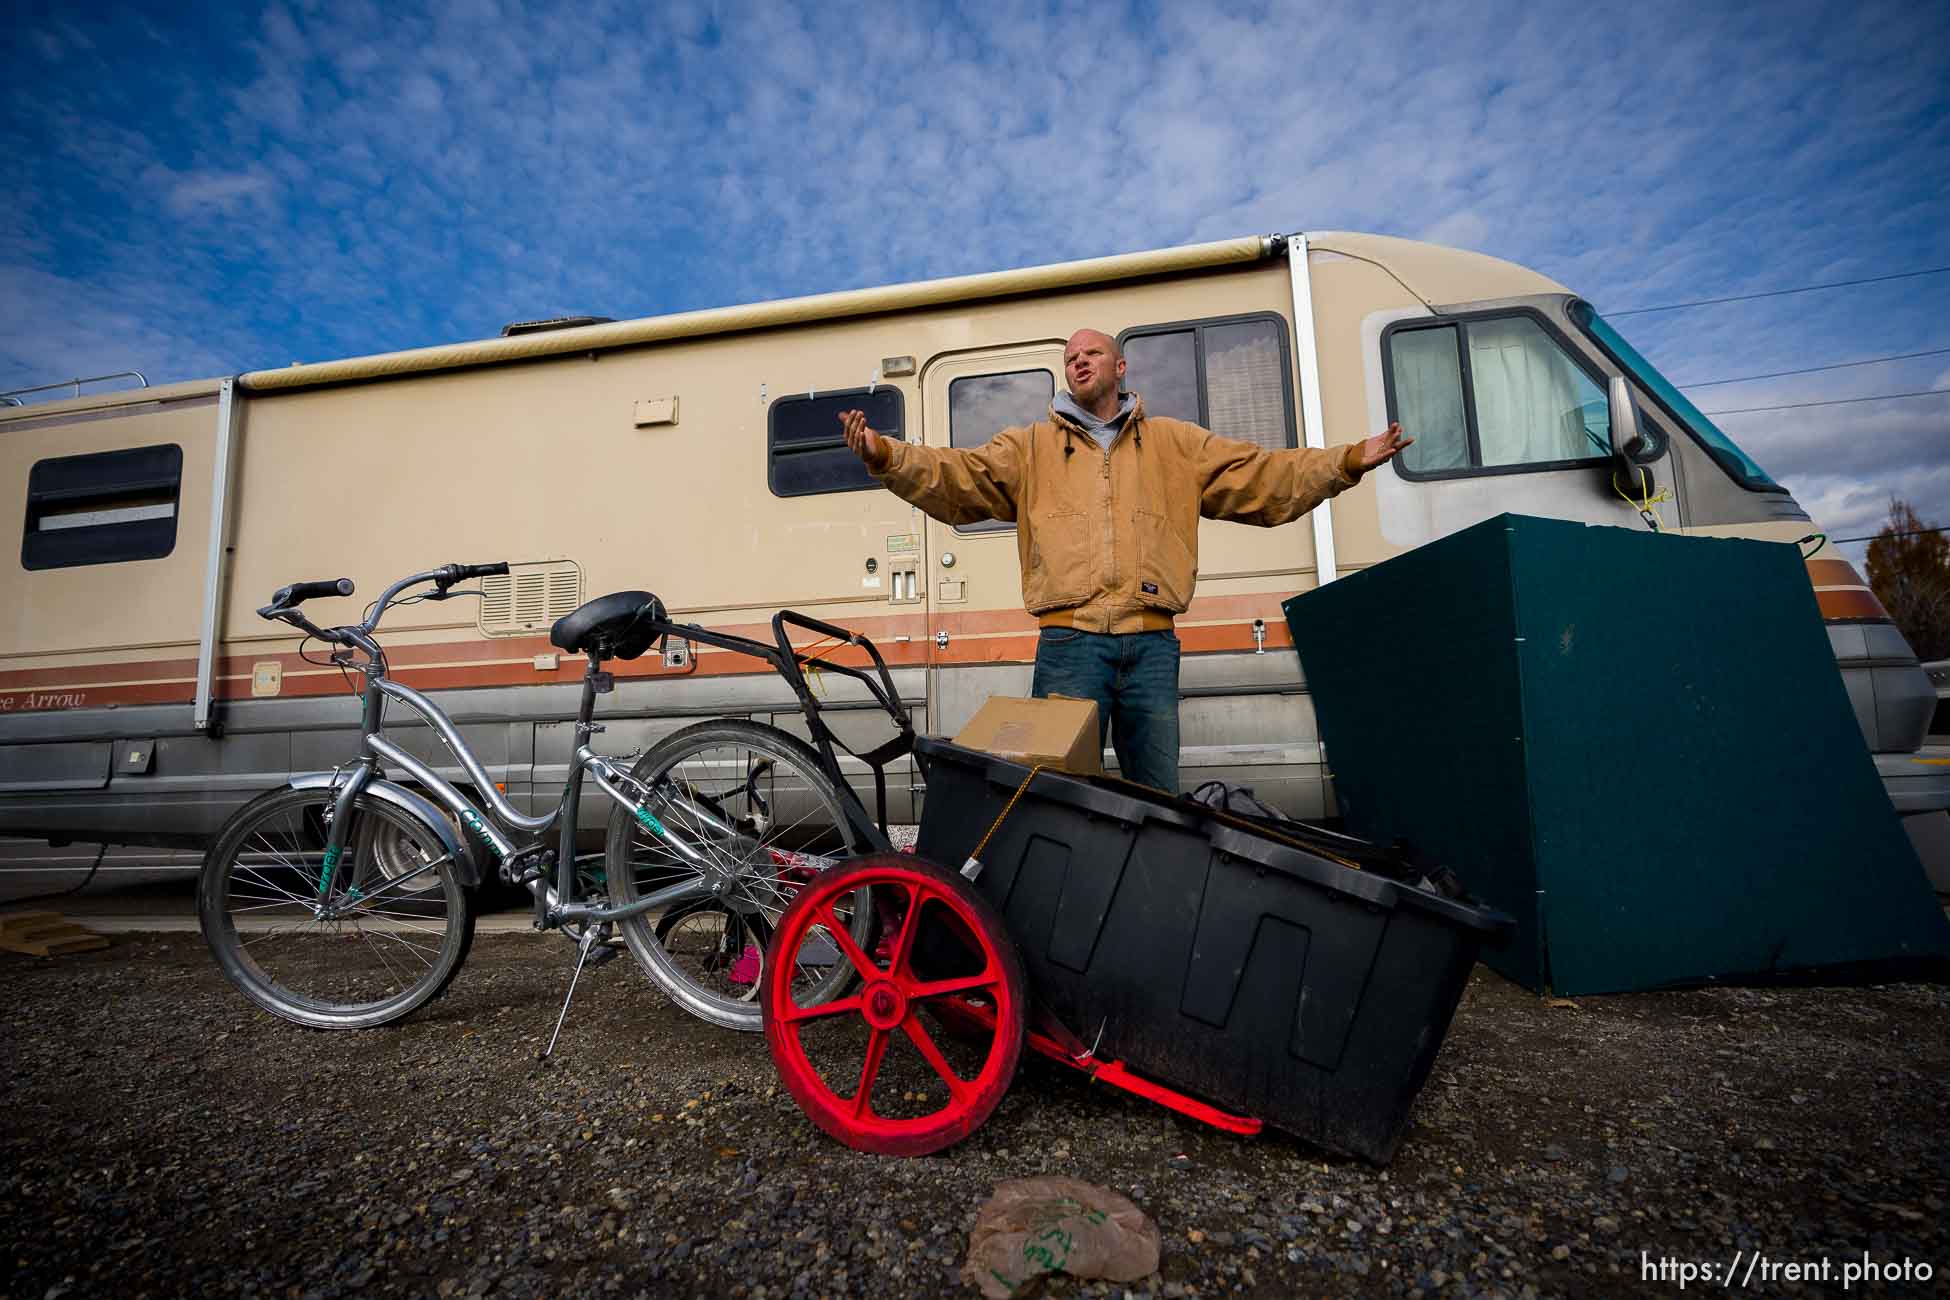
[606,719,874,1032]
[198,785,476,1029]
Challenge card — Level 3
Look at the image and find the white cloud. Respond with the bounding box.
[1418,211,1490,253]
[155,167,280,219]
[28,19,94,64]
[0,265,239,389]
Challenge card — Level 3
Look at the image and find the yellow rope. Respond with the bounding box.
[1613,464,1671,532]
[794,634,845,699]
[959,764,1047,880]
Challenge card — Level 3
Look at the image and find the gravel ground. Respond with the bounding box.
[3,929,1947,1299]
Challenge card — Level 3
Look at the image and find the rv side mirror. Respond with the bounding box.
[1612,457,1658,501]
[1607,376,1651,461]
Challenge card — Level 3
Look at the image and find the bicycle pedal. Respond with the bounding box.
[501,850,553,887]
[583,940,624,969]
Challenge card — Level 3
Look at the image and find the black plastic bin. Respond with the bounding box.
[913,737,1513,1164]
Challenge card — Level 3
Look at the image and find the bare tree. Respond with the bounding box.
[1866,499,1950,661]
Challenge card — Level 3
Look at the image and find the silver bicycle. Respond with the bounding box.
[197,562,916,1036]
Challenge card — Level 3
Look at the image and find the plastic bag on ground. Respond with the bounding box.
[962,1176,1160,1298]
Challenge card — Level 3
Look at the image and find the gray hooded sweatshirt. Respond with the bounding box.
[1052,389,1138,451]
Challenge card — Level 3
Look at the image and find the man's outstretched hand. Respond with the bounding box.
[839,409,891,472]
[1354,422,1414,472]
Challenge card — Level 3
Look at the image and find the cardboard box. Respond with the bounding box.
[951,695,1103,776]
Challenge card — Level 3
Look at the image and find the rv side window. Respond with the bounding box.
[1385,312,1614,479]
[949,369,1054,534]
[22,444,184,570]
[1120,314,1297,451]
[767,387,904,498]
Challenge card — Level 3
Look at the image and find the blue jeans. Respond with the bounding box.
[1030,628,1181,794]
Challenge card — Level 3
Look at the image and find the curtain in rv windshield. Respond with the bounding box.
[1390,327,1469,472]
[1467,318,1606,466]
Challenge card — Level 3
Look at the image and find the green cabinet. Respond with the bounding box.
[1283,514,1949,994]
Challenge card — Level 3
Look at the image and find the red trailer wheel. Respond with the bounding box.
[762,852,1027,1156]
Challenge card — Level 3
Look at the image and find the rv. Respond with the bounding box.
[3,232,1943,860]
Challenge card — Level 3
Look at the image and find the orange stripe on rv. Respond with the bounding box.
[936,591,1307,637]
[1804,558,1863,587]
[1802,556,1893,623]
[1814,588,1890,621]
[0,609,1297,710]
[0,656,201,690]
[0,679,198,712]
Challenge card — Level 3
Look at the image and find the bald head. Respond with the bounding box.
[1066,328,1121,360]
[1064,328,1126,417]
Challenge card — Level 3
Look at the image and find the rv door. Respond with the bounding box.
[917,344,1065,736]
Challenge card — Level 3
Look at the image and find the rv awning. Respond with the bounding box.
[238,235,1279,393]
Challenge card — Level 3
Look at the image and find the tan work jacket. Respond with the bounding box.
[873,395,1366,633]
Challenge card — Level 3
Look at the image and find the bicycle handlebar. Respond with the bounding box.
[257,577,354,619]
[256,562,509,647]
[439,561,509,585]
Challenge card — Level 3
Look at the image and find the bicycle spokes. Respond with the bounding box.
[656,902,764,1003]
[620,735,861,1006]
[201,788,472,1028]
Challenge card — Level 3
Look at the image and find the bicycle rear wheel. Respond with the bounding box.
[198,785,476,1029]
[606,719,873,1032]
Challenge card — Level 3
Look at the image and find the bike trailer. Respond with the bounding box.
[911,737,1513,1164]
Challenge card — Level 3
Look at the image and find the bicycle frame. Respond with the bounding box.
[307,594,911,935]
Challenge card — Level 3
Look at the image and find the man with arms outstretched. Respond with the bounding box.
[840,329,1410,794]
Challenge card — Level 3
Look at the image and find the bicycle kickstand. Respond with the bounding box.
[539,922,611,1065]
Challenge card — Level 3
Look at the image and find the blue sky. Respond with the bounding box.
[4,0,1947,561]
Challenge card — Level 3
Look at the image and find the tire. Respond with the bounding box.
[605,719,873,1032]
[761,852,1028,1156]
[198,785,476,1030]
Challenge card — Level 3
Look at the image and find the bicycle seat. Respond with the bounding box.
[550,590,668,661]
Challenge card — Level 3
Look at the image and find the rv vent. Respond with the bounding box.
[500,316,615,337]
[478,560,583,637]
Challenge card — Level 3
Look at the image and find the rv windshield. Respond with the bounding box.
[1569,301,1780,492]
